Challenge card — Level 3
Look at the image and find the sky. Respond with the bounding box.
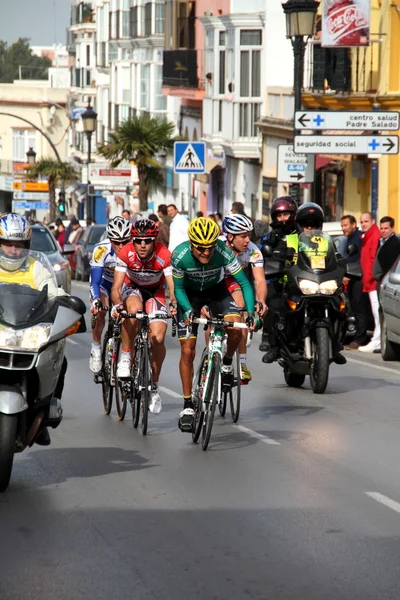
[0,0,70,47]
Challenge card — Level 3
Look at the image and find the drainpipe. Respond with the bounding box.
[370,103,380,220]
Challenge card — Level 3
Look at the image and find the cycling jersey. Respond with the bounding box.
[89,240,119,300]
[171,239,255,315]
[220,235,263,269]
[116,241,172,289]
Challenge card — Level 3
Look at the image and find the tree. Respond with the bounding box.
[0,38,52,83]
[28,159,78,223]
[98,115,178,211]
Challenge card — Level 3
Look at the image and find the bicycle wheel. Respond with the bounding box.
[219,391,227,417]
[229,352,241,423]
[132,345,141,429]
[115,342,128,421]
[140,345,151,436]
[192,350,208,443]
[101,335,113,415]
[202,352,220,451]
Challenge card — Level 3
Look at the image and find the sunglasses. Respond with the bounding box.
[111,239,130,246]
[133,238,155,245]
[191,243,216,253]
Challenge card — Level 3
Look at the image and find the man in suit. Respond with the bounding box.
[373,216,400,293]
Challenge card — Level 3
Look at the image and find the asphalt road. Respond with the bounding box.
[2,282,400,599]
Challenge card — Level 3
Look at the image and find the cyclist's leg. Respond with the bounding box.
[90,284,110,373]
[117,286,141,377]
[210,283,242,385]
[146,289,168,414]
[230,287,252,382]
[177,293,201,431]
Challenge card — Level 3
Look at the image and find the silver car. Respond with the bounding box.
[380,257,400,361]
[31,224,72,294]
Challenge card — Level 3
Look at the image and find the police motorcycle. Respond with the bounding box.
[0,250,86,491]
[263,229,359,394]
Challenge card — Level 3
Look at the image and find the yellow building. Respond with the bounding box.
[302,0,400,224]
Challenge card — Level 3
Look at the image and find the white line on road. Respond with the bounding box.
[66,338,79,346]
[233,424,281,446]
[365,491,400,515]
[159,386,182,399]
[346,357,400,376]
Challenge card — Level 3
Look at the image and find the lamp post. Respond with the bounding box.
[26,147,37,165]
[81,100,97,225]
[282,0,318,204]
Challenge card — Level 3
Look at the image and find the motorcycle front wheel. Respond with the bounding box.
[0,413,17,492]
[310,327,330,394]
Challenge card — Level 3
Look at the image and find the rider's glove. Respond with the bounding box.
[183,309,195,324]
[111,304,123,319]
[246,315,255,330]
[91,298,102,314]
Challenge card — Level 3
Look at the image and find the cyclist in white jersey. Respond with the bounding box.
[221,214,267,382]
[89,216,131,373]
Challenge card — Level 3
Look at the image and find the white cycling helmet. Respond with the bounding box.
[107,216,131,241]
[0,213,31,272]
[222,214,253,235]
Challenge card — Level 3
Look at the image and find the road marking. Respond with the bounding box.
[346,356,400,376]
[365,491,400,515]
[159,386,182,399]
[233,424,281,445]
[66,338,79,346]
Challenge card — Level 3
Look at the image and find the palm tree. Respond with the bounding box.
[97,114,178,211]
[28,159,78,222]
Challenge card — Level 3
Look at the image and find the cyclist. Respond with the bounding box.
[221,214,267,383]
[111,219,175,414]
[171,217,257,433]
[89,216,131,374]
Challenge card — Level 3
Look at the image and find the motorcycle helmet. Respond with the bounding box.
[107,216,131,242]
[222,214,253,235]
[188,217,220,247]
[296,202,325,231]
[270,196,297,234]
[131,218,159,239]
[0,213,31,272]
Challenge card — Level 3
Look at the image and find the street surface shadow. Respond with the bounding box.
[324,376,400,394]
[208,428,309,451]
[12,446,156,489]
[241,405,324,421]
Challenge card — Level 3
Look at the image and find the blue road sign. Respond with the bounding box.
[13,201,49,210]
[174,142,206,174]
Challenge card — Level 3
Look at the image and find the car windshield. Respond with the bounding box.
[88,227,106,244]
[31,227,58,254]
[298,230,338,273]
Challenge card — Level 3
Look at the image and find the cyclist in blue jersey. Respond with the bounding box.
[89,216,131,373]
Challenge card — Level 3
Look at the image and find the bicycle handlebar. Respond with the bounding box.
[192,318,249,329]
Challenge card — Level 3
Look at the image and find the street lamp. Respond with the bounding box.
[26,147,36,165]
[282,0,318,202]
[81,100,97,225]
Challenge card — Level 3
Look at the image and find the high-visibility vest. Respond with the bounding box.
[0,257,36,287]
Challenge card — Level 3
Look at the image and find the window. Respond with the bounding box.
[240,52,249,96]
[240,49,260,97]
[154,65,166,110]
[155,3,165,34]
[86,45,90,66]
[239,102,260,137]
[240,29,262,45]
[219,50,225,95]
[144,3,152,35]
[109,44,118,62]
[219,31,226,46]
[12,129,36,161]
[122,10,130,37]
[119,105,129,122]
[31,228,58,254]
[218,100,223,132]
[140,64,150,108]
[130,6,138,38]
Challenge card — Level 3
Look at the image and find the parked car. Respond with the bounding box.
[31,224,72,294]
[380,256,400,361]
[75,225,107,281]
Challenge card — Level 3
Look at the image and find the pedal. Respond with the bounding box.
[94,374,103,384]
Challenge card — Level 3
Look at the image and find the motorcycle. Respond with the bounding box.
[0,251,86,491]
[263,230,360,394]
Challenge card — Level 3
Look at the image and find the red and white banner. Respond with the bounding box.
[321,0,370,47]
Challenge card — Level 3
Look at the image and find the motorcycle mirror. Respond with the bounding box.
[347,244,358,257]
[66,296,87,315]
[261,244,273,258]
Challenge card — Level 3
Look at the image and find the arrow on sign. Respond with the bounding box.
[290,172,304,181]
[297,113,310,128]
[383,138,395,152]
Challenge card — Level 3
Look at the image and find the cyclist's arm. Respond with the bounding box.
[90,266,103,300]
[230,267,255,314]
[252,265,267,304]
[172,268,192,315]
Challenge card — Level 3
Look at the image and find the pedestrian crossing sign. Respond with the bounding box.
[174,142,206,174]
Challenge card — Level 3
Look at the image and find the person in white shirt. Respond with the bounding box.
[167,204,189,252]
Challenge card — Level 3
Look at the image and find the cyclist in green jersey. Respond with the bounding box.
[171,217,256,432]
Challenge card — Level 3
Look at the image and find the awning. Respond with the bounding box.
[66,181,81,195]
[73,184,87,202]
[206,155,223,173]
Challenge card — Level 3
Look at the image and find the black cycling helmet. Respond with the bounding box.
[270,196,297,234]
[296,202,324,231]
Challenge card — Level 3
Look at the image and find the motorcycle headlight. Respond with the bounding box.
[319,280,338,295]
[298,279,319,295]
[0,324,52,351]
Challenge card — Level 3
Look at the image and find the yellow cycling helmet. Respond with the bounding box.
[188,217,220,247]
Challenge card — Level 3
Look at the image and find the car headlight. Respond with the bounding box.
[298,280,319,295]
[53,262,70,272]
[0,324,52,351]
[319,280,338,295]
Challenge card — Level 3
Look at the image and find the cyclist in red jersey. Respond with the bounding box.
[111,219,176,414]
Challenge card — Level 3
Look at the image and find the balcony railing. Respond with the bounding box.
[163,50,199,89]
[305,41,379,95]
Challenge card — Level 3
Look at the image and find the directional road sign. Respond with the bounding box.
[277,144,315,184]
[294,135,399,155]
[12,181,49,192]
[295,111,400,131]
[13,201,50,210]
[174,142,205,174]
[13,191,49,201]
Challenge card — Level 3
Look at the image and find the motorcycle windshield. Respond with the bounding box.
[0,250,57,326]
[298,230,337,273]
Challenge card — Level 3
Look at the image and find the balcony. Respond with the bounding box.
[303,41,380,110]
[162,50,206,101]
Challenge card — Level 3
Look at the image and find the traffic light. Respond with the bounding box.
[58,191,66,215]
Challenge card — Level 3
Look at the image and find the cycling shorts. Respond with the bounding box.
[225,276,241,295]
[122,285,168,322]
[177,281,240,340]
[100,278,112,299]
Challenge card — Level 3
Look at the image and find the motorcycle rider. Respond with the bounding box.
[0,213,69,445]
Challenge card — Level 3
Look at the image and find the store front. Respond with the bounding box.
[314,157,346,222]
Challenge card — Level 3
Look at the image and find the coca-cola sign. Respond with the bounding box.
[322,0,370,47]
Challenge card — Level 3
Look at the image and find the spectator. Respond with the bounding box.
[55,218,67,250]
[167,204,189,252]
[196,211,204,218]
[373,216,400,292]
[359,212,381,353]
[341,215,368,351]
[158,204,172,227]
[65,213,76,242]
[68,217,83,245]
[122,208,138,224]
[231,201,246,215]
[149,213,169,247]
[215,212,223,228]
[208,213,217,222]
